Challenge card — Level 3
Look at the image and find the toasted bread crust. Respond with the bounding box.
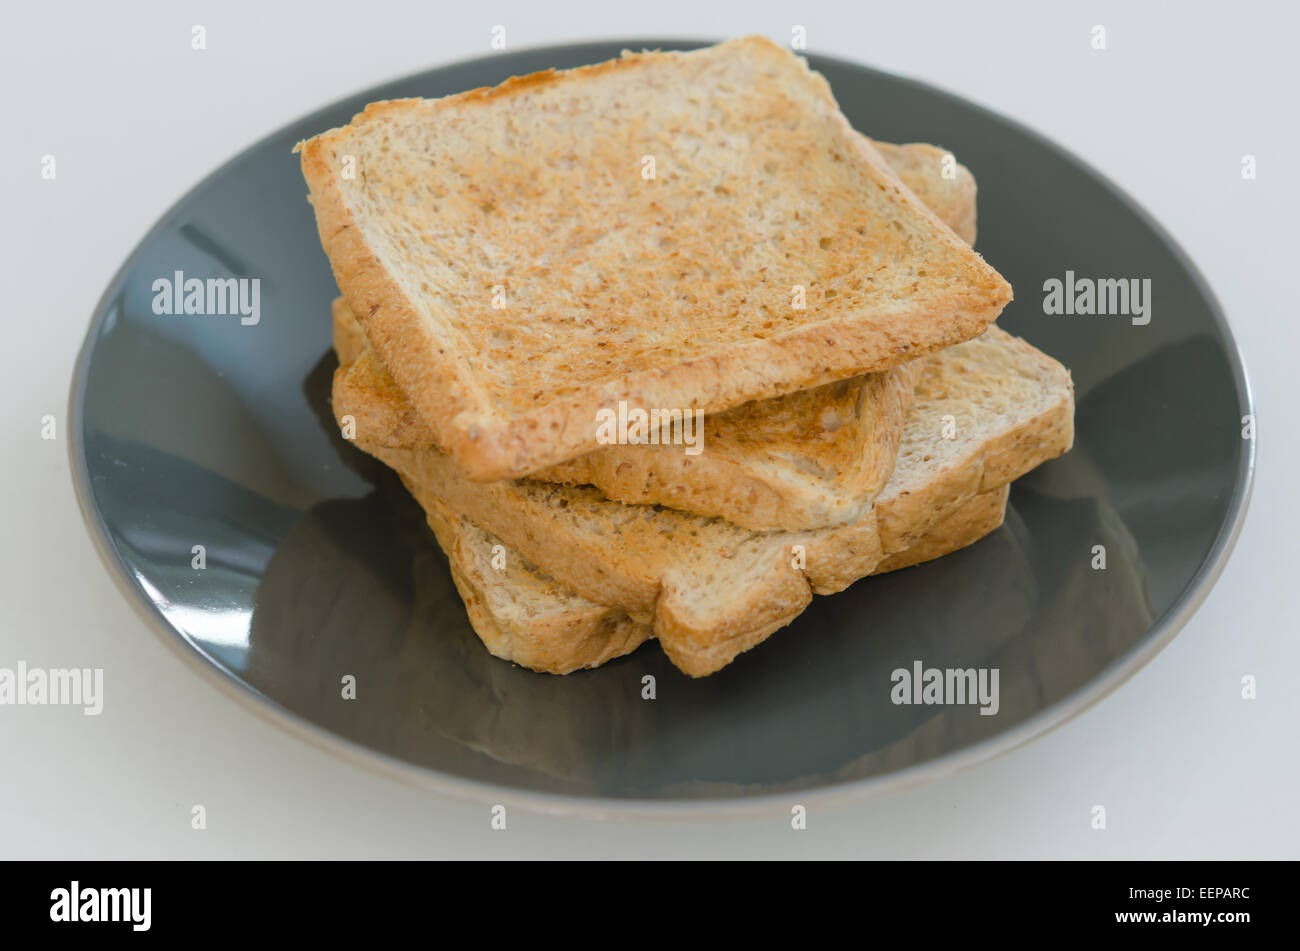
[330,295,370,366]
[414,485,653,673]
[410,478,1009,676]
[873,331,1075,553]
[335,341,925,530]
[301,37,1011,480]
[343,328,1074,676]
[533,360,923,531]
[661,485,1010,674]
[874,483,1008,573]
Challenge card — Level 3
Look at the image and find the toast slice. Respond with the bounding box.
[872,142,978,247]
[331,140,977,530]
[328,134,977,369]
[343,328,1074,676]
[414,483,1009,674]
[300,36,1012,480]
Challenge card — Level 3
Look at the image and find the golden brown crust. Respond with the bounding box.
[412,484,652,673]
[406,476,1008,676]
[334,333,924,530]
[411,482,1010,678]
[332,360,430,451]
[300,38,1012,481]
[334,326,1072,677]
[874,483,1009,573]
[874,332,1075,552]
[330,296,370,365]
[663,485,1009,674]
[534,358,927,531]
[303,140,489,457]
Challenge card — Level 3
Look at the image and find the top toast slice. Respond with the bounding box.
[331,140,977,530]
[299,36,1012,480]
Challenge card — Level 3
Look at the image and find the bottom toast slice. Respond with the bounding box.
[348,328,1073,676]
[409,480,1010,675]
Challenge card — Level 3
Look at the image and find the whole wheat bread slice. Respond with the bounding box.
[414,483,1009,674]
[328,134,977,369]
[344,328,1073,676]
[872,142,978,247]
[331,140,976,530]
[300,36,1012,480]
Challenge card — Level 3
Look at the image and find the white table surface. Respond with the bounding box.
[3,0,1296,858]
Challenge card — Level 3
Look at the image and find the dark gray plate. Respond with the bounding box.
[69,40,1254,813]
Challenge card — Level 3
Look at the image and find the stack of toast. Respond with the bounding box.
[298,36,1074,677]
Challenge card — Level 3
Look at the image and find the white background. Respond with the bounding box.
[2,0,1296,858]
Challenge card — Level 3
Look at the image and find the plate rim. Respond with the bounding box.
[67,37,1257,817]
